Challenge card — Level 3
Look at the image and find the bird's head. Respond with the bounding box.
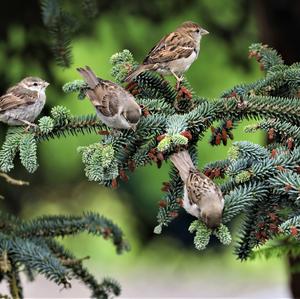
[122,106,142,131]
[178,21,209,41]
[200,201,223,229]
[21,77,49,92]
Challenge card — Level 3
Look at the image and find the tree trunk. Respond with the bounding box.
[288,255,300,299]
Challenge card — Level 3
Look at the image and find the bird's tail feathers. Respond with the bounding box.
[170,150,196,182]
[124,65,152,82]
[77,66,99,89]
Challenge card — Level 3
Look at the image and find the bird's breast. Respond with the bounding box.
[168,51,198,74]
[96,110,131,129]
[183,185,200,218]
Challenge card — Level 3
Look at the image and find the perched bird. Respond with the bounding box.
[124,21,209,85]
[77,66,141,130]
[170,150,224,228]
[0,77,49,126]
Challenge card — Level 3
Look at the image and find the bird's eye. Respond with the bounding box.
[33,83,38,86]
[196,29,200,33]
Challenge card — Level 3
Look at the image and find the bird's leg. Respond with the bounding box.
[15,119,37,132]
[172,73,193,101]
[171,71,183,90]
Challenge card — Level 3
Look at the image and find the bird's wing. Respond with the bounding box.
[187,170,224,206]
[0,86,38,112]
[143,31,195,64]
[186,170,206,206]
[91,81,119,117]
[77,66,119,118]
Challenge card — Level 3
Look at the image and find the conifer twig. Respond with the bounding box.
[0,172,29,186]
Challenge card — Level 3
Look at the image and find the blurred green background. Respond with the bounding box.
[1,0,300,297]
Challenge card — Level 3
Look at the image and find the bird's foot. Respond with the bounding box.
[175,79,182,91]
[21,120,37,132]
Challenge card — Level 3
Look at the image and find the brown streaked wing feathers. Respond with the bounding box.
[186,169,208,205]
[143,31,195,64]
[77,66,119,118]
[0,86,38,112]
[87,81,119,118]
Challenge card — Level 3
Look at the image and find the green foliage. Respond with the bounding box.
[110,49,137,84]
[157,134,188,152]
[38,116,55,134]
[249,43,284,72]
[0,211,129,298]
[2,44,300,270]
[78,143,119,183]
[189,220,211,250]
[19,134,38,173]
[40,0,102,67]
[215,224,232,245]
[0,106,105,173]
[189,220,232,250]
[40,0,77,67]
[62,80,88,100]
[0,128,23,172]
[51,105,72,122]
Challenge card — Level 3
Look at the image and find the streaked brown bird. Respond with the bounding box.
[124,21,209,85]
[170,150,224,228]
[0,77,49,126]
[77,66,141,130]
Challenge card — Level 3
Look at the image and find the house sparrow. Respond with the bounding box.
[77,66,141,130]
[170,150,224,228]
[0,77,49,126]
[124,21,209,85]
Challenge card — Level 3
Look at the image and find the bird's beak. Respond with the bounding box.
[43,81,50,87]
[200,28,209,35]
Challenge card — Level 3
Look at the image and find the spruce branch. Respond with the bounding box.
[0,108,106,174]
[249,43,284,72]
[0,173,29,186]
[0,128,23,173]
[15,213,129,254]
[222,182,269,223]
[154,165,183,234]
[1,43,300,259]
[0,234,70,286]
[40,0,77,67]
[0,207,128,298]
[46,240,121,299]
[269,171,300,202]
